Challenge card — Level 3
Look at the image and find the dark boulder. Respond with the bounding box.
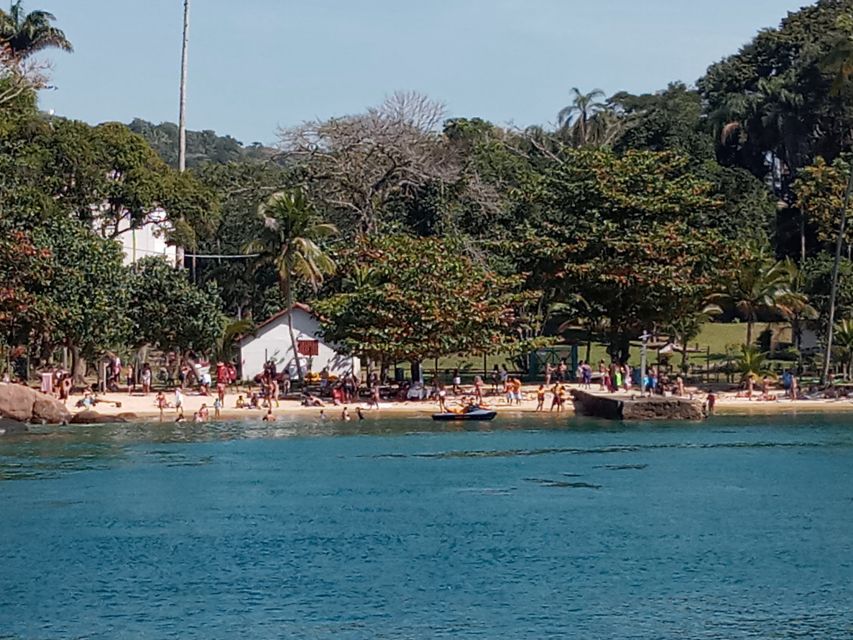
[0,383,71,424]
[0,417,28,435]
[570,389,705,421]
[70,411,126,425]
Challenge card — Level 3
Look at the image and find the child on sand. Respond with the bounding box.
[536,385,545,411]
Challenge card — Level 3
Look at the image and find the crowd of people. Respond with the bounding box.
[18,350,846,425]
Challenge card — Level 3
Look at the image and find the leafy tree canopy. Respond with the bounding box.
[315,235,541,364]
[127,257,224,354]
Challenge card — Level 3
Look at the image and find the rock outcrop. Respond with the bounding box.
[0,383,71,424]
[69,410,127,425]
[0,417,28,435]
[570,389,705,421]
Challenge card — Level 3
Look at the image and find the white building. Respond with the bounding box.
[116,210,177,266]
[238,304,360,380]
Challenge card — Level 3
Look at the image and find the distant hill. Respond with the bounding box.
[127,118,277,168]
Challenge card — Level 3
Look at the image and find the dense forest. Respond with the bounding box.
[5,0,853,383]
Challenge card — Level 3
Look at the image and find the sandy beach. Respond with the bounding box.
[56,383,853,423]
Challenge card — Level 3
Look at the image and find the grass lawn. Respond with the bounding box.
[416,322,771,379]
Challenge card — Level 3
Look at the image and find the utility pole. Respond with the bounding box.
[176,0,190,268]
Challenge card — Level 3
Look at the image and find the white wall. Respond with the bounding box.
[93,206,176,266]
[118,220,176,266]
[239,308,360,380]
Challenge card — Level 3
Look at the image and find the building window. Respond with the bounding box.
[297,339,319,356]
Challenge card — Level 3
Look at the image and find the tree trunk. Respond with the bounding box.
[746,322,754,348]
[69,344,86,386]
[284,278,302,384]
[822,160,853,384]
[800,208,806,264]
[792,315,803,374]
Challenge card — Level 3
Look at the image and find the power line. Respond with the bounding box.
[183,253,259,259]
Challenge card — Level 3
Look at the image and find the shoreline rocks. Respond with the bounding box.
[69,410,128,425]
[0,417,28,435]
[0,383,71,424]
[570,389,706,421]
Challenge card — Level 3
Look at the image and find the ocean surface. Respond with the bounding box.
[1,413,852,639]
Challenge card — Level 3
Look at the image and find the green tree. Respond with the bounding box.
[0,1,72,59]
[699,1,853,200]
[314,235,541,367]
[514,148,732,360]
[832,318,853,378]
[30,216,131,381]
[611,83,713,161]
[194,161,296,319]
[714,247,806,346]
[244,189,337,382]
[802,253,853,331]
[735,345,776,382]
[557,87,606,146]
[0,225,52,351]
[128,256,225,359]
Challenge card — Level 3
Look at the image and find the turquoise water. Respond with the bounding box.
[1,414,852,639]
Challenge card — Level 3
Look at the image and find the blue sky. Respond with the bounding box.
[35,0,808,145]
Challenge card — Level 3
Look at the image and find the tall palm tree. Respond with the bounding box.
[0,1,72,59]
[832,318,853,379]
[557,87,606,146]
[819,18,853,384]
[244,189,337,383]
[714,248,807,346]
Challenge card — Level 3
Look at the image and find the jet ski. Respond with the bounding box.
[432,406,497,421]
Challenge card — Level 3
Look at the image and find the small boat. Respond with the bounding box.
[432,406,497,421]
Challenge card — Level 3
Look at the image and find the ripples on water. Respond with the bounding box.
[1,414,852,639]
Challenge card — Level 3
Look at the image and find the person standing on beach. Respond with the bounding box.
[126,363,135,394]
[215,361,227,404]
[438,385,448,412]
[452,369,461,396]
[141,363,152,395]
[156,391,167,421]
[270,376,280,408]
[581,361,592,389]
[512,377,523,405]
[491,365,500,394]
[174,387,183,414]
[473,375,484,404]
[536,385,546,411]
[281,370,291,397]
[551,382,564,412]
[558,359,568,382]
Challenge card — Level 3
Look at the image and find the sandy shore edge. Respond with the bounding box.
[48,385,853,423]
